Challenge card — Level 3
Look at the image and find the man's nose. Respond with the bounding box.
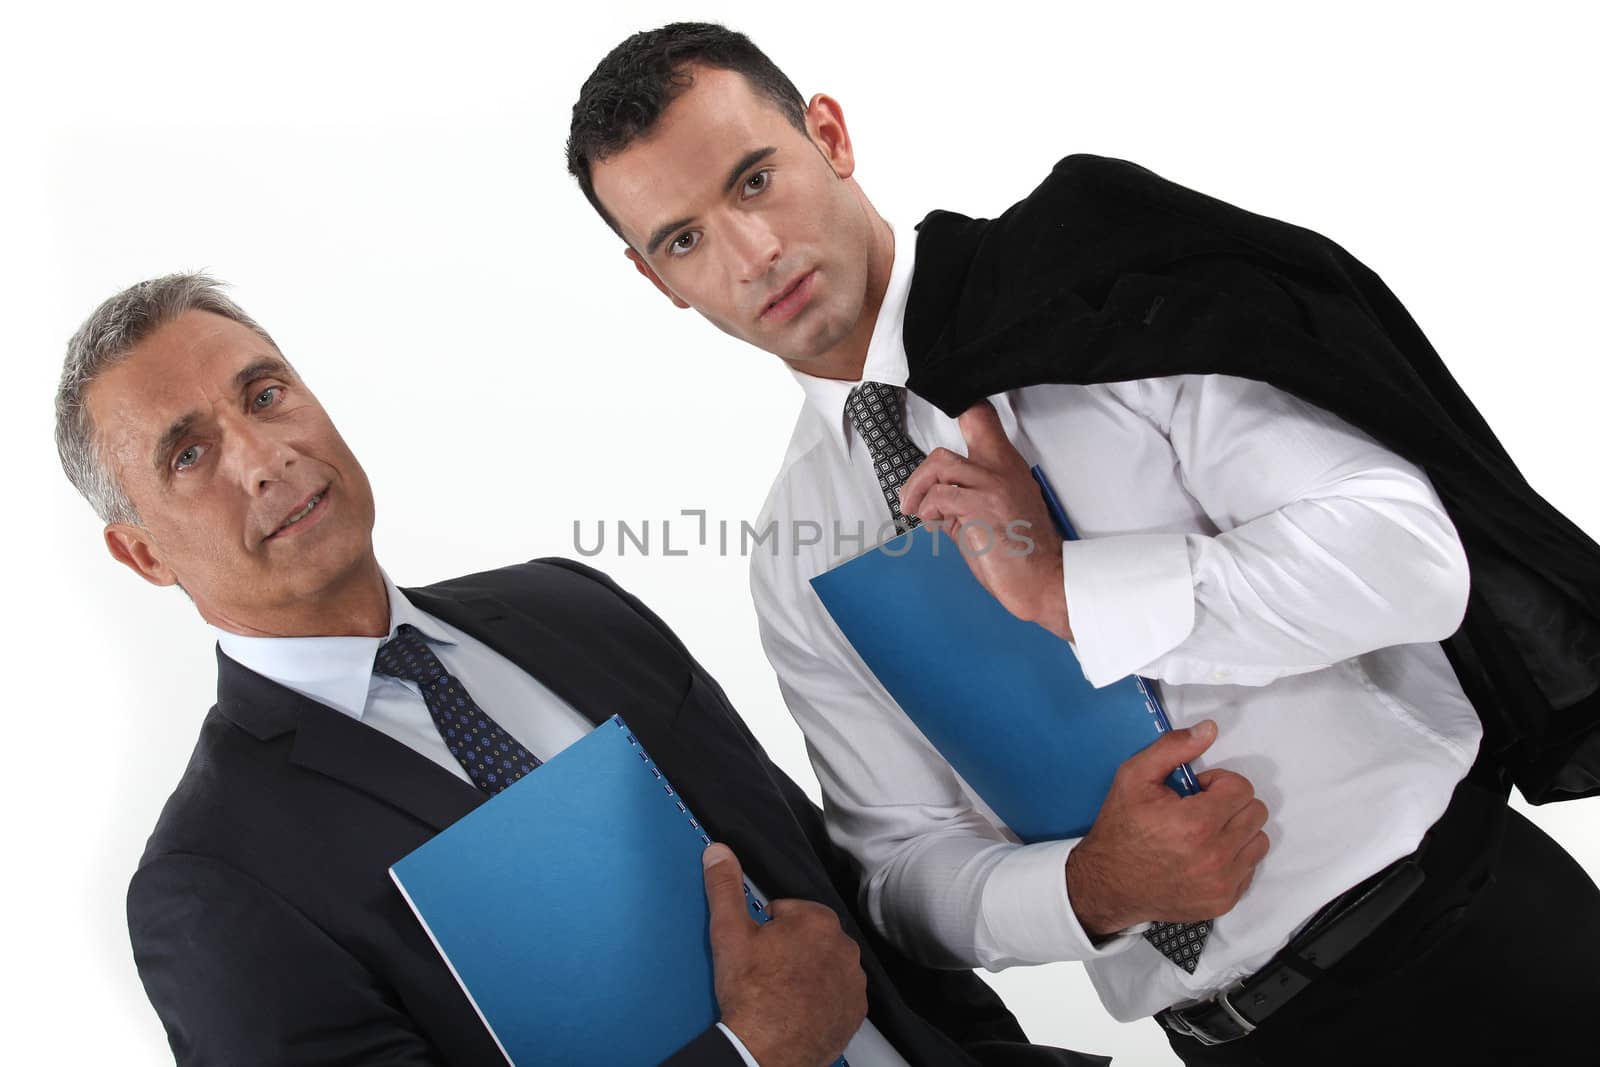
[727,213,782,283]
[233,422,297,493]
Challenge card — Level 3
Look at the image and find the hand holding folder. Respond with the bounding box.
[812,448,1197,844]
[812,405,1269,931]
[1064,720,1269,936]
[705,844,867,1067]
[390,718,856,1066]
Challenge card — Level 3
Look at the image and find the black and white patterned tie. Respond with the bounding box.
[1144,918,1212,974]
[845,382,926,535]
[373,624,541,795]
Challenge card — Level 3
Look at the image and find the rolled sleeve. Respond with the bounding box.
[1060,533,1196,688]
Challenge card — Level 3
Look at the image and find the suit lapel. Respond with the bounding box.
[290,711,485,832]
[401,589,618,731]
[215,646,483,833]
[212,578,651,836]
[215,576,803,904]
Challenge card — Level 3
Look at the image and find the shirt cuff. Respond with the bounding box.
[1060,533,1196,688]
[715,1023,762,1067]
[977,837,1145,966]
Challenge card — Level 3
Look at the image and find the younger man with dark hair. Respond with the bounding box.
[567,22,1600,1065]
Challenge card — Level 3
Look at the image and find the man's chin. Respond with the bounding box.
[258,534,381,597]
[709,309,831,364]
[200,550,383,636]
[775,331,861,377]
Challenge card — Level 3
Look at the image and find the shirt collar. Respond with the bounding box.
[211,570,457,721]
[789,221,917,458]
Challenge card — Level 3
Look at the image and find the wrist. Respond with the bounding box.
[715,1021,764,1067]
[720,1013,803,1067]
[719,1015,770,1067]
[1065,844,1128,937]
[1032,549,1074,642]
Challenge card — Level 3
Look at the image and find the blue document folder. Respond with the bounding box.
[390,716,786,1067]
[809,469,1196,842]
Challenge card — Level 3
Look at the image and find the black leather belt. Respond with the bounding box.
[1156,855,1427,1046]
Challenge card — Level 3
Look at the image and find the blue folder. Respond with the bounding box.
[808,468,1196,843]
[390,716,800,1067]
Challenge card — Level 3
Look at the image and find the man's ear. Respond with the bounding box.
[804,93,856,181]
[105,522,178,588]
[625,248,692,309]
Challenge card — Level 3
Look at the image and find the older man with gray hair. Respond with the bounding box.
[58,273,1103,1067]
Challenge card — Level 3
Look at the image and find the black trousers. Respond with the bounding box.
[1163,777,1600,1066]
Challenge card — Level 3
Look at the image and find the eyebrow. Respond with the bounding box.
[643,146,778,256]
[149,356,296,474]
[233,356,293,392]
[152,414,198,476]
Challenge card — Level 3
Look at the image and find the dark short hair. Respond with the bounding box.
[566,22,809,237]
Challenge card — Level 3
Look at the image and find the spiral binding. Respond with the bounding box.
[613,718,770,921]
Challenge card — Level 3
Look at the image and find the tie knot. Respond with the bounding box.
[373,624,447,687]
[845,381,907,438]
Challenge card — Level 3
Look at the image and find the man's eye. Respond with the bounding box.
[174,444,207,471]
[669,231,701,257]
[743,169,771,196]
[252,385,280,410]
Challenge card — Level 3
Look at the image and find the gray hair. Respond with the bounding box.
[54,272,279,525]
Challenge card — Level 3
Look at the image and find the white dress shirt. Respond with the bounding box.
[749,226,1484,1022]
[214,572,906,1067]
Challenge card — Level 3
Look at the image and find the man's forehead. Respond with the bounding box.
[593,67,800,244]
[123,310,264,368]
[87,312,285,444]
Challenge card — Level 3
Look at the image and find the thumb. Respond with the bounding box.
[1124,720,1217,785]
[703,843,755,955]
[956,401,1013,465]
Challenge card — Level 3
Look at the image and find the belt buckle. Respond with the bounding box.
[1162,985,1256,1047]
[1212,987,1258,1038]
[1161,1009,1221,1047]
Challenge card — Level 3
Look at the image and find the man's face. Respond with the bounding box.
[590,66,882,374]
[88,309,377,633]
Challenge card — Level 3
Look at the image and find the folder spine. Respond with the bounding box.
[611,717,770,920]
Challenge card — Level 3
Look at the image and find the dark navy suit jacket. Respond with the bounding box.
[128,558,1106,1066]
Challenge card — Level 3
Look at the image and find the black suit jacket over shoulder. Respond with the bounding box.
[904,154,1600,803]
[128,558,1104,1067]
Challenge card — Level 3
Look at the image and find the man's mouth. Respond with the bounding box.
[760,271,816,322]
[267,488,328,539]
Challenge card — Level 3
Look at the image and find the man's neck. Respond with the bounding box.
[202,555,391,638]
[787,210,897,382]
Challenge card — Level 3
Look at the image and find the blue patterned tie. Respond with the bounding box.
[373,624,541,795]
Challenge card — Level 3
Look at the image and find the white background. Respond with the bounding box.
[7,2,1597,1064]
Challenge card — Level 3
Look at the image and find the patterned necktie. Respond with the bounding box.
[1144,918,1211,974]
[845,382,926,535]
[373,624,541,795]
